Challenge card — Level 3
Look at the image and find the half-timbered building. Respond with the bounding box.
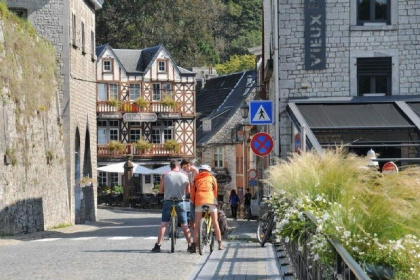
[96,44,196,193]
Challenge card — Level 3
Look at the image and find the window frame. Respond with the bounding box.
[214,146,224,168]
[129,83,141,101]
[97,82,119,101]
[97,120,120,144]
[103,59,112,72]
[91,31,96,61]
[151,120,174,144]
[72,13,77,47]
[81,21,86,54]
[157,59,167,73]
[350,50,399,96]
[351,0,397,30]
[152,83,161,101]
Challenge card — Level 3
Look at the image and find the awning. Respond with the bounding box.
[287,96,420,157]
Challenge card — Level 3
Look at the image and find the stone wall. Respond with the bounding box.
[277,0,420,157]
[0,15,70,233]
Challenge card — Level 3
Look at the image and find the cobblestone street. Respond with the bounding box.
[0,208,206,280]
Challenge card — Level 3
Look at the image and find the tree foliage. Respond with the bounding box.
[215,54,256,75]
[96,0,261,70]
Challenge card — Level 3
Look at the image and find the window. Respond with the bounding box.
[130,128,141,143]
[151,120,173,143]
[109,84,119,100]
[214,147,224,168]
[97,120,119,144]
[91,31,96,61]
[103,60,112,72]
[357,0,390,25]
[97,83,119,100]
[81,21,86,54]
[350,50,399,96]
[158,61,166,72]
[163,83,172,94]
[72,14,77,47]
[357,57,392,96]
[98,171,107,187]
[129,83,140,101]
[109,173,119,187]
[97,83,107,101]
[152,84,161,101]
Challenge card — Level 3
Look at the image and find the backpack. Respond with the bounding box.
[218,210,228,235]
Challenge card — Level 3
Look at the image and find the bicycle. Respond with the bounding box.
[257,209,275,247]
[166,197,181,253]
[197,205,215,255]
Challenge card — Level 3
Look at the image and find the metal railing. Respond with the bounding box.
[282,212,371,280]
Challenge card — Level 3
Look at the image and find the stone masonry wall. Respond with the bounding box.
[278,0,420,157]
[0,13,70,234]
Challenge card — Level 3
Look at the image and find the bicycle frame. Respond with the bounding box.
[198,205,215,255]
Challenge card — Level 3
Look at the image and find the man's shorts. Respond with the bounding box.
[190,202,195,222]
[195,204,218,213]
[161,200,188,224]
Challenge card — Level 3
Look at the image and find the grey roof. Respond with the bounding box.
[95,44,194,76]
[196,70,257,145]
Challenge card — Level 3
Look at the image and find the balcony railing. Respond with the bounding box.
[98,143,182,158]
[96,101,181,113]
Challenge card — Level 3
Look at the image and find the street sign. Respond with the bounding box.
[248,169,258,180]
[382,161,398,175]
[248,180,258,186]
[251,132,274,156]
[249,100,274,125]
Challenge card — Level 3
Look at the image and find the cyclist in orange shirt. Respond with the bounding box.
[190,164,224,252]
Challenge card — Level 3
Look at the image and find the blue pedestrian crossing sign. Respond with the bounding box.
[249,100,274,125]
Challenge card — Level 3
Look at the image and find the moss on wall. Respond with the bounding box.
[0,3,58,119]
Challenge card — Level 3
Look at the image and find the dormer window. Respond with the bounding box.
[158,61,166,72]
[103,60,112,72]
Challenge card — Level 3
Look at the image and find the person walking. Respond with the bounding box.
[229,189,240,220]
[151,160,193,252]
[244,188,252,221]
[190,164,224,252]
[180,159,199,236]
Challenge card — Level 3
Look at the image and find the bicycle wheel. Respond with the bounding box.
[198,217,208,255]
[257,213,269,247]
[261,213,274,247]
[170,215,177,253]
[209,230,215,252]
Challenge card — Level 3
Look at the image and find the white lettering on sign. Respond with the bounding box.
[310,14,323,67]
[123,113,157,122]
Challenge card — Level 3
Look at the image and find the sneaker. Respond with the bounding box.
[188,243,196,253]
[151,243,161,252]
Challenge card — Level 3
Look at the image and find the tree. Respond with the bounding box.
[215,54,256,75]
[96,0,262,68]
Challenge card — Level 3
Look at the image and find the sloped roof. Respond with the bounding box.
[196,70,257,145]
[95,44,194,75]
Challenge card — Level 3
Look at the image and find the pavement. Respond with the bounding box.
[187,218,283,280]
[0,208,285,280]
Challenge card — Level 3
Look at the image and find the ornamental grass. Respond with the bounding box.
[266,148,420,280]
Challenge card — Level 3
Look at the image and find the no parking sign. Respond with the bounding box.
[250,132,274,156]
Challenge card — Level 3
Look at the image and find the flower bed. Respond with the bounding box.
[266,149,420,280]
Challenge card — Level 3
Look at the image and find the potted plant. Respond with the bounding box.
[79,176,96,187]
[136,96,149,111]
[163,139,180,153]
[161,94,178,109]
[135,139,152,153]
[107,140,125,154]
[108,98,119,107]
